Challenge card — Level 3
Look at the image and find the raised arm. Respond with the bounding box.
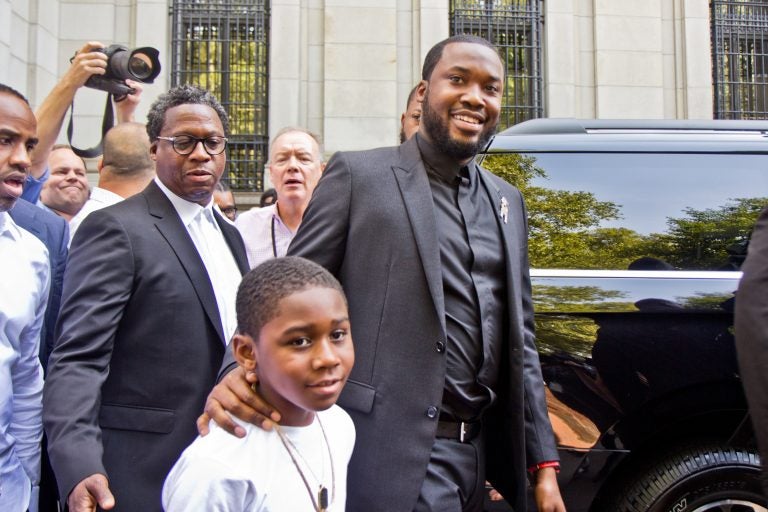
[29,41,108,179]
[114,80,143,123]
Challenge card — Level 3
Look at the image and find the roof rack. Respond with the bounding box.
[500,118,768,136]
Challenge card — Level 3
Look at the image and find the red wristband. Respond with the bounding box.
[527,460,560,474]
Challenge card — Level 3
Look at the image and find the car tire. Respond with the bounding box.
[612,444,766,512]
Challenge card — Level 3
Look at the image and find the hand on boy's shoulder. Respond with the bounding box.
[198,366,281,438]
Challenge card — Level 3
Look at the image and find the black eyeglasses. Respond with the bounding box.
[156,135,228,156]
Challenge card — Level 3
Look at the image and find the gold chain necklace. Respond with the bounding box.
[273,416,335,512]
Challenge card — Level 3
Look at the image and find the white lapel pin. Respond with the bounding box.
[500,197,509,224]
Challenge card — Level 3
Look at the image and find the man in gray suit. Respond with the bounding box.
[43,85,249,512]
[204,35,564,511]
[736,205,768,494]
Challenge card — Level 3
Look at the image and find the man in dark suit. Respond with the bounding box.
[8,198,68,370]
[204,36,564,511]
[736,205,768,494]
[43,85,249,512]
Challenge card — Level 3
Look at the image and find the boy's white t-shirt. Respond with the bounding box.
[162,405,355,511]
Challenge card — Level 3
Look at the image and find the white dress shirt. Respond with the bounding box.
[0,211,50,512]
[68,186,124,245]
[154,178,242,343]
[234,203,295,269]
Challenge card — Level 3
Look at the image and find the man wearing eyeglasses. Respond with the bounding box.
[43,85,249,512]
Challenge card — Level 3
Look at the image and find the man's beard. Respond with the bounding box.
[421,88,498,161]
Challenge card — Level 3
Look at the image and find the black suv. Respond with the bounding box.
[480,119,768,512]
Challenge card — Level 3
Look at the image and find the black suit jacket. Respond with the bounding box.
[735,204,768,493]
[8,198,68,370]
[287,136,558,511]
[43,181,248,511]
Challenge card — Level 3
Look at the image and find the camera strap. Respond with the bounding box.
[66,93,116,159]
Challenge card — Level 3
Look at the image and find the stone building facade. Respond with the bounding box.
[0,1,732,193]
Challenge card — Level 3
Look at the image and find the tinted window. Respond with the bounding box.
[483,152,768,270]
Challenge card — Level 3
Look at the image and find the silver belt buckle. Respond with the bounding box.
[459,422,467,443]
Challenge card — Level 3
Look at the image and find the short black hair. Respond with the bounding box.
[260,188,278,207]
[421,35,499,81]
[0,83,29,105]
[146,85,230,141]
[236,256,346,338]
[406,84,420,107]
[215,180,231,193]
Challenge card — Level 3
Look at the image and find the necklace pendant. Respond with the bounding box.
[318,485,328,511]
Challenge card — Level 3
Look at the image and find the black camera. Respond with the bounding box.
[84,44,161,96]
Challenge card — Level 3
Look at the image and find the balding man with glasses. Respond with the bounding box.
[43,85,249,512]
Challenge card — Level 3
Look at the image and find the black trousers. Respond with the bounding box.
[414,434,486,512]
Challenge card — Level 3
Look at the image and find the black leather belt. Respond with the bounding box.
[435,420,481,443]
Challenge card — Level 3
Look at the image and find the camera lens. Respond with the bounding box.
[84,45,160,95]
[129,53,153,80]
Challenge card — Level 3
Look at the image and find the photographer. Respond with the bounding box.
[23,41,143,204]
[22,41,144,512]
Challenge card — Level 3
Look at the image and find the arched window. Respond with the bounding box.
[450,0,543,129]
[171,0,269,191]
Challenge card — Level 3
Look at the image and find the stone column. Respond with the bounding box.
[323,0,398,152]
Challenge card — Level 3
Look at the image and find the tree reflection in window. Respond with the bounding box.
[483,153,767,271]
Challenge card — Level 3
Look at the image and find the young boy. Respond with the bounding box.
[162,256,356,511]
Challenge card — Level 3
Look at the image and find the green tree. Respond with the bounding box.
[483,153,767,271]
[484,153,631,269]
[648,197,767,270]
[532,285,635,358]
[533,284,632,313]
[676,291,734,310]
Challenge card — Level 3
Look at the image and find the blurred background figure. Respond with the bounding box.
[235,127,324,268]
[213,180,237,223]
[400,84,422,143]
[259,187,277,208]
[38,145,90,222]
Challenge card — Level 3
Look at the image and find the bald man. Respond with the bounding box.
[68,122,155,242]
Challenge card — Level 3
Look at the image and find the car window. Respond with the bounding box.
[484,152,768,271]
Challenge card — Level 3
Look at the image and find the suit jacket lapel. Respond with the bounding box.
[476,164,504,234]
[476,165,527,339]
[392,138,447,331]
[144,181,226,343]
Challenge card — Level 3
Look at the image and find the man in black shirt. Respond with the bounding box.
[203,35,564,512]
